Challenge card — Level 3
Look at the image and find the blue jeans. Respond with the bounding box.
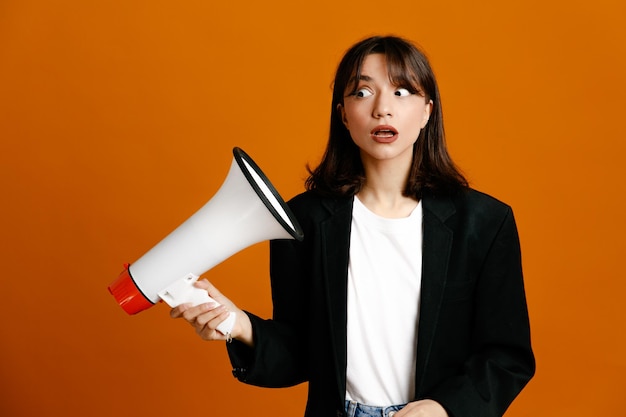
[344,400,405,417]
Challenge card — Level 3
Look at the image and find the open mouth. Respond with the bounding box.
[371,125,398,141]
[373,129,396,138]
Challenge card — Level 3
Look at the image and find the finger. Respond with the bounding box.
[194,304,228,328]
[181,302,219,323]
[169,303,191,319]
[193,279,211,290]
[194,279,224,301]
[191,308,229,339]
[195,306,229,340]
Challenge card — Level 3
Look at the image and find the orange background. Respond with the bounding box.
[1,1,625,415]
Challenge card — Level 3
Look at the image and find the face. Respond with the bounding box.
[338,53,432,168]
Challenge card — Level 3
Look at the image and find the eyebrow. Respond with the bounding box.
[354,74,373,83]
[347,74,373,83]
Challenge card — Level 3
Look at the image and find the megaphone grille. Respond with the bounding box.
[233,147,304,242]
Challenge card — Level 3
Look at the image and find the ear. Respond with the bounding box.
[421,99,433,128]
[337,103,349,129]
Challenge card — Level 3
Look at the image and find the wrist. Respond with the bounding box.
[233,311,254,347]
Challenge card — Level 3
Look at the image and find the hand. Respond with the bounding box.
[393,400,448,417]
[169,279,253,346]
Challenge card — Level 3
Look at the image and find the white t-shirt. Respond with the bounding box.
[345,196,423,406]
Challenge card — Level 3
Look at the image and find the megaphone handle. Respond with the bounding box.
[157,274,236,336]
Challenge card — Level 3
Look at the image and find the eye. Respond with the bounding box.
[395,88,411,97]
[355,88,373,98]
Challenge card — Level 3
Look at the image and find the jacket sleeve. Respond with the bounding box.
[427,207,535,417]
[226,217,310,388]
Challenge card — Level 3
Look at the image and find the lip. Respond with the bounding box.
[370,125,398,143]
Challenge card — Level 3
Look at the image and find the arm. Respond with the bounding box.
[169,236,310,388]
[226,234,311,387]
[171,191,315,388]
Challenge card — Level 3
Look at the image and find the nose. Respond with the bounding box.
[373,93,393,118]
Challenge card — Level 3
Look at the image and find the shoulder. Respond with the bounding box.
[458,188,512,215]
[424,187,514,230]
[287,190,353,220]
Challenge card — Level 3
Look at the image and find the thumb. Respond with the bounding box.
[194,279,228,303]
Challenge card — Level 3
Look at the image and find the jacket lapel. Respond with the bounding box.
[415,194,456,395]
[319,196,353,396]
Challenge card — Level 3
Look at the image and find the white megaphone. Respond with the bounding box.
[108,147,304,336]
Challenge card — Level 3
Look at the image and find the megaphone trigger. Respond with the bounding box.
[157,273,236,336]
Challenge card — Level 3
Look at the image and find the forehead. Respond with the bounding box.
[348,52,421,89]
[352,53,391,82]
[360,53,387,75]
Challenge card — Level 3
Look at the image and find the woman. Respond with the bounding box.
[171,35,535,417]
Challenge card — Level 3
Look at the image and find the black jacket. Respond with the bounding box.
[228,188,535,417]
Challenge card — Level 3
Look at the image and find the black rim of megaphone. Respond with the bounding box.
[232,147,304,242]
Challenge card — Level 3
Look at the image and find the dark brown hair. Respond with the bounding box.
[305,35,468,199]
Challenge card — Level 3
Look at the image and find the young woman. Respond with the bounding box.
[171,35,535,417]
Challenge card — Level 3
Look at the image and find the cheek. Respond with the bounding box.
[344,107,368,128]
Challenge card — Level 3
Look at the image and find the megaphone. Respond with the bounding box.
[108,147,304,335]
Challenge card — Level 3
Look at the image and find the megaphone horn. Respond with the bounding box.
[108,147,304,335]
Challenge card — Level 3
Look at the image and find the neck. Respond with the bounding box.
[358,157,418,218]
